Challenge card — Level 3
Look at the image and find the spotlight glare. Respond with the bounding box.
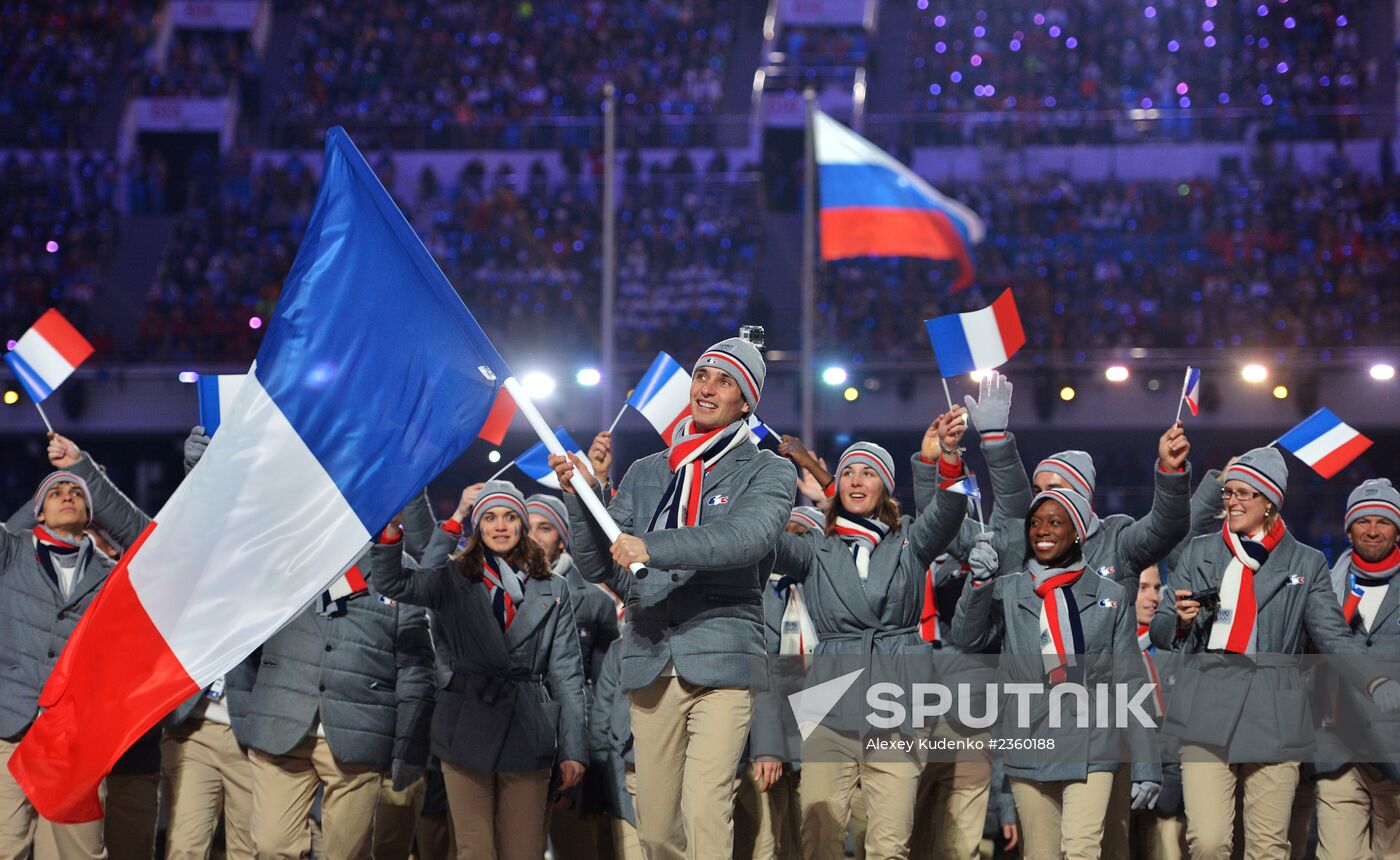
[248,316,263,330]
[1105,365,1130,383]
[842,386,859,402]
[1272,385,1289,399]
[969,369,990,382]
[522,371,557,400]
[822,366,848,386]
[1371,364,1396,381]
[1059,386,1076,401]
[2,390,18,406]
[177,371,199,384]
[1241,364,1268,383]
[487,450,502,463]
[576,367,601,387]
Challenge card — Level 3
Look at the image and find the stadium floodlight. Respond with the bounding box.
[1240,364,1268,383]
[488,450,502,463]
[522,371,557,400]
[969,369,989,382]
[1272,386,1289,399]
[576,368,602,387]
[1371,364,1396,381]
[177,371,199,383]
[1059,386,1076,401]
[843,387,859,402]
[1105,366,1130,383]
[3,390,18,406]
[822,366,848,386]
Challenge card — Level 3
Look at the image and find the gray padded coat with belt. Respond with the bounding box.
[565,439,796,692]
[368,535,589,773]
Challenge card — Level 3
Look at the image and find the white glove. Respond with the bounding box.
[1371,679,1400,714]
[1131,780,1162,811]
[968,531,998,582]
[183,425,211,474]
[964,370,1012,436]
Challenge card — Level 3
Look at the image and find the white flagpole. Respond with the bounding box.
[605,403,627,435]
[501,376,645,576]
[486,459,515,482]
[33,401,55,435]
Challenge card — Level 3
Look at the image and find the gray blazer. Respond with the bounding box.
[561,557,621,684]
[1165,469,1225,573]
[749,577,805,762]
[1067,465,1192,590]
[565,441,796,691]
[952,567,1161,784]
[589,642,635,825]
[368,539,589,773]
[1150,530,1375,761]
[0,454,144,739]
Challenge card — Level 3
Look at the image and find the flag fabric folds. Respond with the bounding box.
[923,289,1026,378]
[195,373,248,436]
[3,309,95,402]
[515,426,585,489]
[1277,408,1373,479]
[1181,367,1201,417]
[627,352,692,441]
[479,387,517,446]
[813,109,985,290]
[10,126,510,822]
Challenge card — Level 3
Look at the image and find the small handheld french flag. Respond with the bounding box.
[627,352,692,441]
[1276,408,1372,479]
[1180,367,1201,417]
[4,309,95,402]
[924,289,1026,378]
[947,474,981,499]
[516,426,586,489]
[196,374,248,436]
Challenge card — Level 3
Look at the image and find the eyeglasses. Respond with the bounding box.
[1220,488,1262,502]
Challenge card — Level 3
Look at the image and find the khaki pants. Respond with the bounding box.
[909,744,991,860]
[1009,772,1114,860]
[372,776,425,860]
[1134,812,1186,860]
[162,719,255,860]
[628,677,752,860]
[798,729,920,860]
[414,810,454,860]
[848,782,865,860]
[735,766,798,860]
[548,798,599,860]
[610,771,643,860]
[103,774,158,860]
[441,764,549,860]
[1315,764,1400,860]
[0,737,107,860]
[1180,746,1298,860]
[248,737,382,860]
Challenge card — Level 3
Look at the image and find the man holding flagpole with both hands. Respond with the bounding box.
[549,337,797,860]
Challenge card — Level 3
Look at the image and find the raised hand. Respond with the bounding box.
[963,370,1012,435]
[47,432,80,469]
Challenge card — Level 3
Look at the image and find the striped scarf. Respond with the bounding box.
[1341,545,1400,633]
[648,417,749,531]
[1137,624,1165,718]
[773,575,818,657]
[833,511,889,581]
[318,565,368,616]
[1030,560,1086,682]
[34,526,82,598]
[482,552,525,631]
[1208,517,1286,654]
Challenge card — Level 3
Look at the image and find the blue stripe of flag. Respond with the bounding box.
[1277,407,1343,452]
[196,376,223,436]
[819,164,974,246]
[4,351,53,402]
[627,352,684,409]
[924,315,976,377]
[517,426,581,481]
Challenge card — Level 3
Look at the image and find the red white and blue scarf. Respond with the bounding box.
[648,417,749,531]
[1031,561,1086,682]
[833,511,889,581]
[33,526,82,596]
[1209,517,1286,654]
[1341,545,1400,633]
[482,552,525,631]
[318,564,369,616]
[773,574,818,657]
[1137,624,1165,718]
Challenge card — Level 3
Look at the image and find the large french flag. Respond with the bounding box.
[4,309,95,402]
[1277,408,1373,479]
[814,110,985,290]
[9,127,510,822]
[924,289,1026,378]
[627,352,692,442]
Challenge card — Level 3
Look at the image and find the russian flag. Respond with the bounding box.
[923,289,1026,378]
[1181,367,1201,417]
[627,352,692,441]
[9,127,511,822]
[1277,408,1373,479]
[814,110,985,290]
[4,309,95,402]
[479,388,516,446]
[515,426,585,489]
[195,373,247,436]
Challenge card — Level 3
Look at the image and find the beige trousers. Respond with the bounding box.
[102,774,158,860]
[162,719,255,860]
[610,770,644,860]
[798,729,920,860]
[371,775,425,860]
[441,764,550,860]
[1009,772,1115,860]
[248,737,382,860]
[1179,746,1299,860]
[628,677,752,860]
[548,797,600,860]
[0,737,107,860]
[735,765,798,860]
[1134,811,1187,860]
[1315,763,1400,860]
[413,805,455,860]
[908,741,991,860]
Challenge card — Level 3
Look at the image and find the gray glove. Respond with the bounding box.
[1131,780,1162,811]
[963,370,1012,436]
[390,758,425,792]
[1371,679,1400,714]
[968,531,998,582]
[183,426,211,474]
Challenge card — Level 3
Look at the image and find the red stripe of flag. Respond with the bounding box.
[990,289,1027,358]
[32,308,95,368]
[1310,433,1373,479]
[478,388,516,446]
[820,208,976,291]
[10,523,201,822]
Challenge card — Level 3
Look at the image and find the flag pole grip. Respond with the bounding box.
[501,377,646,576]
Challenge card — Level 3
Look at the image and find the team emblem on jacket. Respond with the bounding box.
[1097,598,1118,608]
[1097,565,1115,578]
[378,595,397,606]
[1286,574,1306,586]
[706,494,729,506]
